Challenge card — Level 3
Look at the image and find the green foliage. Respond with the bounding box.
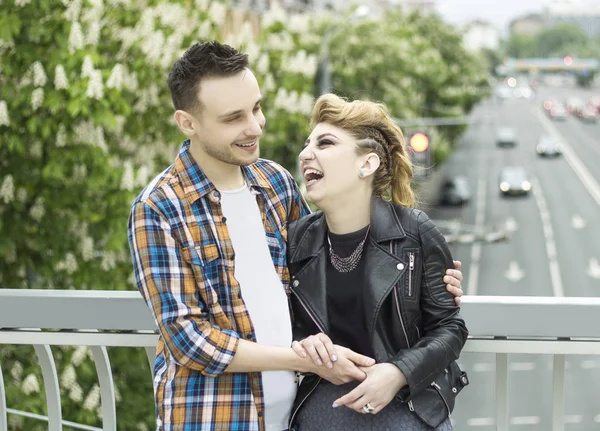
[537,24,589,57]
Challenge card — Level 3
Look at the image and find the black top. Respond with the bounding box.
[326,225,374,358]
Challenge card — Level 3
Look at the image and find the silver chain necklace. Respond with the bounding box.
[327,227,370,273]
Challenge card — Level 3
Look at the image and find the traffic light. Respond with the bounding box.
[409,132,430,153]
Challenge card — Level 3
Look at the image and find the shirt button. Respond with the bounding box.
[212,191,220,198]
[222,216,227,223]
[397,263,404,271]
[257,411,263,417]
[245,333,253,340]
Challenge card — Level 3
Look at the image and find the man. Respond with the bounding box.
[128,41,464,431]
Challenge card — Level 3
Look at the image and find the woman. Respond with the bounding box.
[286,94,469,430]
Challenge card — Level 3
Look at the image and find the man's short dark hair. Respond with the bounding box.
[167,41,249,113]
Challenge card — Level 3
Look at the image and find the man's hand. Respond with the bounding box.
[332,363,407,414]
[312,345,375,385]
[446,260,464,306]
[292,333,338,368]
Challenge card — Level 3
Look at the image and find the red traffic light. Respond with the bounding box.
[409,133,429,153]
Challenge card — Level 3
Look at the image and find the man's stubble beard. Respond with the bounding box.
[201,138,260,167]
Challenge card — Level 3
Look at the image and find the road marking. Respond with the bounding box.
[564,415,583,424]
[572,214,586,229]
[468,177,486,295]
[594,414,600,423]
[587,258,600,279]
[531,176,564,297]
[510,416,541,425]
[467,417,495,426]
[535,107,600,208]
[505,261,525,282]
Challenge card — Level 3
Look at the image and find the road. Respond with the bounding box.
[424,84,600,430]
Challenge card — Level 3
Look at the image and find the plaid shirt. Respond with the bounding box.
[128,140,310,431]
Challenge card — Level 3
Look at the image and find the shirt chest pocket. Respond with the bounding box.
[181,243,221,305]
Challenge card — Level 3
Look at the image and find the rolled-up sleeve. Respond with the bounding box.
[128,201,239,376]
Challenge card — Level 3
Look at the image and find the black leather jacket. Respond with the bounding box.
[286,198,469,428]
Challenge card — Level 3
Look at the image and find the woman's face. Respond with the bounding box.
[299,122,365,207]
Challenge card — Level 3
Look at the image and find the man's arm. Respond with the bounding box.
[128,201,242,377]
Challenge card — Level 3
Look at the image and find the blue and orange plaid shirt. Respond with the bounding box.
[128,140,310,431]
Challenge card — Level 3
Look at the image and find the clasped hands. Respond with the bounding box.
[292,333,407,415]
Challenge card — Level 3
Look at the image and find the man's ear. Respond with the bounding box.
[174,110,196,137]
[358,153,381,178]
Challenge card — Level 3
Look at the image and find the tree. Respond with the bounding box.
[504,34,538,58]
[536,23,589,57]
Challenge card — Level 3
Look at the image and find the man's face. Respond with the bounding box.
[191,68,265,166]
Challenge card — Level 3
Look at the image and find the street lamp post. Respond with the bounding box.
[316,5,370,96]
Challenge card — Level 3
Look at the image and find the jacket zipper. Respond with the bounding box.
[287,282,326,428]
[390,243,411,348]
[288,376,321,428]
[431,382,451,414]
[408,252,415,297]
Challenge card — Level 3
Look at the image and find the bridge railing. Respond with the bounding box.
[0,290,599,431]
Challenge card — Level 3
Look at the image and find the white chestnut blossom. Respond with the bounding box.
[81,55,95,78]
[56,124,67,147]
[22,374,40,395]
[29,197,45,222]
[16,188,28,203]
[86,21,102,46]
[120,161,134,191]
[83,384,101,411]
[71,346,90,366]
[0,175,15,204]
[195,0,208,10]
[31,88,44,110]
[197,20,213,39]
[29,141,42,158]
[81,236,94,261]
[256,53,269,75]
[64,0,82,21]
[86,70,104,99]
[10,361,23,384]
[136,164,149,187]
[61,365,77,389]
[69,383,84,402]
[0,100,9,126]
[32,62,47,86]
[15,0,32,6]
[54,65,69,89]
[68,21,84,53]
[208,1,226,26]
[56,253,78,274]
[73,163,88,182]
[95,126,107,152]
[106,64,124,90]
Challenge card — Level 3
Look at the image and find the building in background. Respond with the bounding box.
[463,20,501,51]
[509,13,545,36]
[544,0,600,37]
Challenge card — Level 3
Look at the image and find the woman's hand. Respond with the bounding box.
[332,363,407,414]
[291,333,338,369]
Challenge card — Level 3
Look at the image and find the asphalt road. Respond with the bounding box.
[424,83,600,430]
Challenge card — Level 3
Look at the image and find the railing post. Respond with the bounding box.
[89,345,117,431]
[495,352,509,431]
[0,361,7,431]
[146,347,155,374]
[552,354,566,431]
[32,341,62,431]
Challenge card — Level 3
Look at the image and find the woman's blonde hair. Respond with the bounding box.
[310,93,415,208]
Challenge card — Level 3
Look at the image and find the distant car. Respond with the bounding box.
[547,103,567,120]
[496,128,517,147]
[499,167,531,196]
[577,105,597,123]
[566,97,585,114]
[439,176,471,206]
[536,136,562,157]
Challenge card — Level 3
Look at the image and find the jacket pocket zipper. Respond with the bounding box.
[431,381,451,415]
[408,252,415,297]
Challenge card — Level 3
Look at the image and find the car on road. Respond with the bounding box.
[439,175,471,206]
[547,102,567,120]
[496,127,517,147]
[576,105,597,123]
[536,136,562,157]
[499,167,531,196]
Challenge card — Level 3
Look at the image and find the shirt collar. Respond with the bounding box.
[174,140,273,204]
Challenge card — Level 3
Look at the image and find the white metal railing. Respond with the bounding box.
[0,290,599,431]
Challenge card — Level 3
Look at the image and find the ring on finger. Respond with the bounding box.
[363,403,375,414]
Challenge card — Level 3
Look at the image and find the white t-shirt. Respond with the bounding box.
[220,185,296,431]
